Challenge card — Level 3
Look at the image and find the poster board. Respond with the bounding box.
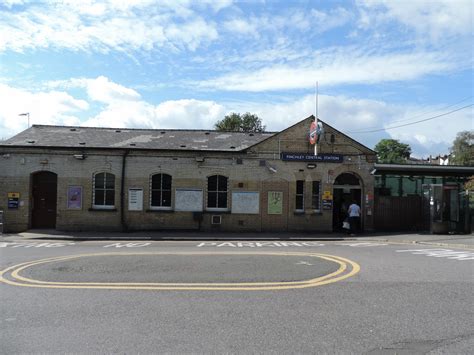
[268,191,283,215]
[67,187,82,209]
[231,192,259,214]
[175,188,203,212]
[128,188,143,211]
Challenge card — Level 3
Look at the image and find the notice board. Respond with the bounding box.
[231,191,259,214]
[175,189,203,212]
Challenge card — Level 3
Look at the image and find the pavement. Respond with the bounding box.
[1,229,473,249]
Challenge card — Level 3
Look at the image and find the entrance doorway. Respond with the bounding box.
[31,171,57,229]
[332,173,362,232]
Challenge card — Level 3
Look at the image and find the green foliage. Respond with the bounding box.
[214,112,266,132]
[449,131,474,166]
[374,139,412,164]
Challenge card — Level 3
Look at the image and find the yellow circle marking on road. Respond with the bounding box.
[0,252,360,291]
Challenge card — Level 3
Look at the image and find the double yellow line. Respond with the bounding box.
[0,252,360,291]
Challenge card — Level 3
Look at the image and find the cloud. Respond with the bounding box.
[1,76,468,158]
[357,0,473,41]
[197,49,453,91]
[0,1,221,53]
[0,83,87,139]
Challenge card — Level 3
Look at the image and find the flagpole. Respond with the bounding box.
[314,82,318,156]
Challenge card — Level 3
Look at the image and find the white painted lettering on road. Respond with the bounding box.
[196,242,325,248]
[103,242,151,248]
[396,249,474,260]
[340,242,388,247]
[0,242,75,248]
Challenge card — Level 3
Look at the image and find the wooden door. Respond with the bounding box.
[32,171,57,228]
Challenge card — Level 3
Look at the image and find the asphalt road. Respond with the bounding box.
[1,239,473,354]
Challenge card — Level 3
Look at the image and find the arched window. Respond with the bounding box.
[93,172,115,209]
[150,173,172,208]
[334,173,360,185]
[207,175,228,209]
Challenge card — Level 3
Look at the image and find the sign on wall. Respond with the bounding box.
[7,192,20,209]
[268,191,283,215]
[175,188,203,212]
[67,186,82,209]
[128,188,143,211]
[322,199,333,210]
[281,152,343,163]
[231,192,259,214]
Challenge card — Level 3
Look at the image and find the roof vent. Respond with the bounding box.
[180,145,186,148]
[205,132,210,135]
[230,146,236,149]
[160,131,165,134]
[130,143,136,146]
[70,128,77,132]
[27,140,35,144]
[249,133,254,136]
[115,130,121,133]
[79,142,86,145]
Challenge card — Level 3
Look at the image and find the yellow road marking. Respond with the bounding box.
[0,252,360,291]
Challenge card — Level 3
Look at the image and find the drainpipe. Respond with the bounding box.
[121,149,129,232]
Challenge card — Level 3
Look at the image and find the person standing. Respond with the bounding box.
[347,200,361,236]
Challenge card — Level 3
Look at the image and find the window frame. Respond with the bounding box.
[311,180,321,212]
[92,172,115,210]
[150,173,173,210]
[206,175,229,211]
[295,180,305,212]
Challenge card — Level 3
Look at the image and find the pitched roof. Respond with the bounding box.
[0,125,275,152]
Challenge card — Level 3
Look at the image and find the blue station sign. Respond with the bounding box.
[281,152,343,163]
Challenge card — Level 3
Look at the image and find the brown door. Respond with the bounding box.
[32,171,57,229]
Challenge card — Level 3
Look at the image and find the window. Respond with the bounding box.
[295,180,304,211]
[151,174,172,209]
[207,175,228,209]
[312,181,321,210]
[93,172,115,209]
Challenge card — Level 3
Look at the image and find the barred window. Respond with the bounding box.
[295,180,304,211]
[207,175,228,209]
[312,181,321,210]
[93,172,115,209]
[151,174,172,208]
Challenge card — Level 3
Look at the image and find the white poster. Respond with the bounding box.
[232,191,259,214]
[128,188,143,211]
[175,189,203,211]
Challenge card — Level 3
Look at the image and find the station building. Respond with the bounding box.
[0,116,377,233]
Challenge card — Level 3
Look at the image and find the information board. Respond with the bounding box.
[175,189,203,212]
[128,188,143,211]
[268,191,283,215]
[231,192,259,214]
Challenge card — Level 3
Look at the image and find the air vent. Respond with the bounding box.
[238,182,244,188]
[259,160,266,167]
[236,158,243,165]
[211,215,222,225]
[238,220,244,226]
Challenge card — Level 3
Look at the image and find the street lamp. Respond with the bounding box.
[19,112,30,128]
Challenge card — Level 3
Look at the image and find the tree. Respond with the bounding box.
[374,139,411,164]
[449,131,474,166]
[214,112,265,132]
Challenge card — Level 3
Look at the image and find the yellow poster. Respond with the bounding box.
[8,192,20,198]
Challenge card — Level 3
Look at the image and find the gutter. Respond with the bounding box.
[121,149,129,232]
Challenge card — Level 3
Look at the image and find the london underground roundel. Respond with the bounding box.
[309,121,318,145]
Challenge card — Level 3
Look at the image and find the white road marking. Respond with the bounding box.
[103,242,151,248]
[339,242,388,247]
[196,242,325,248]
[0,242,75,248]
[296,261,314,266]
[396,249,474,260]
